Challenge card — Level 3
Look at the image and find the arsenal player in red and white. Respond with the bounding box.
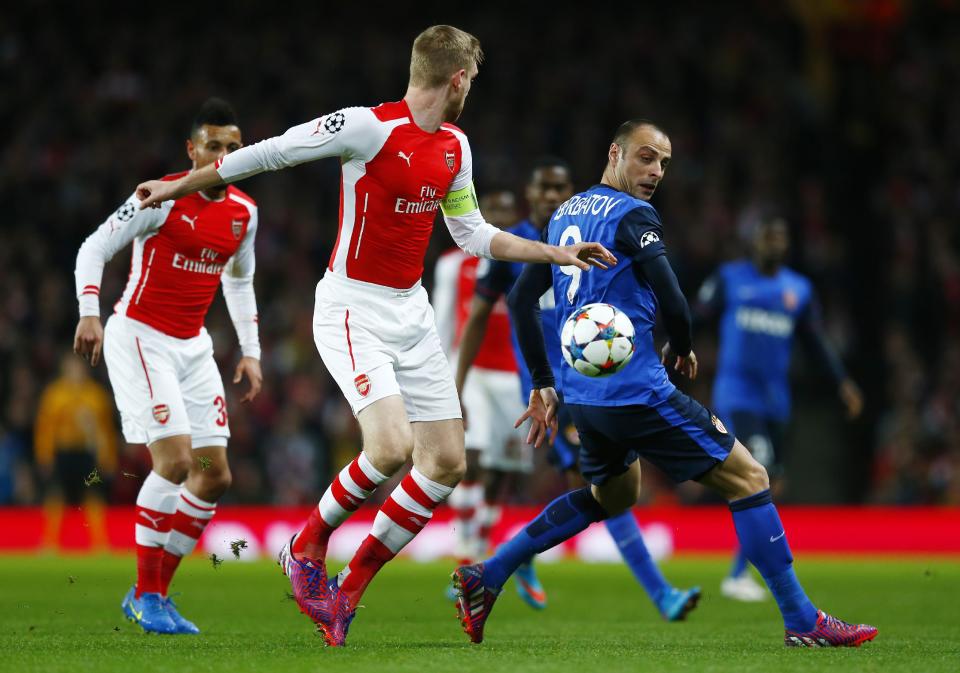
[134,25,615,646]
[73,98,262,635]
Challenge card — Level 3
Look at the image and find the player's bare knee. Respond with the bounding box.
[745,461,770,495]
[592,483,634,517]
[193,465,232,501]
[365,433,413,475]
[155,454,192,483]
[421,452,466,485]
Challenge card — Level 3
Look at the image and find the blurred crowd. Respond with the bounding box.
[1,1,957,507]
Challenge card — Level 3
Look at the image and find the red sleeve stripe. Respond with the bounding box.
[81,290,100,296]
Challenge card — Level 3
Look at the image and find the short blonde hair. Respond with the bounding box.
[409,25,483,88]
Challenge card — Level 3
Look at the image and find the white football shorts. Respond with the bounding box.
[313,272,461,421]
[462,367,532,473]
[103,314,229,447]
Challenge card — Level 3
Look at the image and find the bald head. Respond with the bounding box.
[602,120,672,201]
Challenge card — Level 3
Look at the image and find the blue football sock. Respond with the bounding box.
[729,546,749,579]
[729,490,817,631]
[604,510,669,604]
[483,488,607,590]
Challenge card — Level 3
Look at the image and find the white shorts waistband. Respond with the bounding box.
[317,271,422,300]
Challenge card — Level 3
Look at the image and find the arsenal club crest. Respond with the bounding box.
[153,404,170,424]
[445,150,456,173]
[354,373,371,397]
[232,219,243,240]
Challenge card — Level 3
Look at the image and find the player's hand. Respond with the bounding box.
[515,387,560,448]
[548,242,617,271]
[233,356,262,403]
[135,179,179,209]
[839,378,863,419]
[73,316,104,366]
[661,343,698,380]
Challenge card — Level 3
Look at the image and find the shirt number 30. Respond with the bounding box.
[558,224,582,303]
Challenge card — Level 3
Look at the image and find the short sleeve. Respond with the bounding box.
[448,129,472,193]
[614,205,666,264]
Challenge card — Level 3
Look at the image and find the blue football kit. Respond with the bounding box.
[469,183,874,643]
[696,260,847,473]
[474,219,578,471]
[508,184,734,485]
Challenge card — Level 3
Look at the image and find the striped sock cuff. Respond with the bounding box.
[165,487,217,557]
[319,452,392,527]
[135,472,180,547]
[409,468,454,503]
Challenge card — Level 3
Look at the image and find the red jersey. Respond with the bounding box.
[76,172,258,339]
[433,248,517,373]
[215,100,500,291]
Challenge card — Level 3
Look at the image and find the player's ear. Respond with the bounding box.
[186,138,196,162]
[451,68,466,91]
[608,143,621,167]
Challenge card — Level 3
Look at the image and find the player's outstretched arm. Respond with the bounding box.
[136,163,223,209]
[506,262,558,446]
[138,108,378,210]
[490,231,616,271]
[440,183,615,270]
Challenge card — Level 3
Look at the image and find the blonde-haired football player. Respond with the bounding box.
[135,25,615,646]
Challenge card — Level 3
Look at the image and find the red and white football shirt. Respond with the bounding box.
[215,100,499,290]
[433,247,516,372]
[76,173,259,344]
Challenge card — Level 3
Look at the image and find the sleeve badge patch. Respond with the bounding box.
[639,231,660,248]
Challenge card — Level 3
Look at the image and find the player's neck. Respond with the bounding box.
[600,171,627,195]
[753,257,780,276]
[404,88,449,133]
[200,187,227,202]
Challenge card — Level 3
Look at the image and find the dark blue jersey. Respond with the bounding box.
[542,184,679,406]
[698,260,845,420]
[475,219,562,399]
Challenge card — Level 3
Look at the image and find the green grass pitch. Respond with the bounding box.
[1,555,957,673]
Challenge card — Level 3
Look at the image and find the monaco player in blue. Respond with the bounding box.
[454,159,699,620]
[696,217,863,602]
[452,119,877,648]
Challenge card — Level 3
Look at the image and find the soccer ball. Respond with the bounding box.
[560,303,635,377]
